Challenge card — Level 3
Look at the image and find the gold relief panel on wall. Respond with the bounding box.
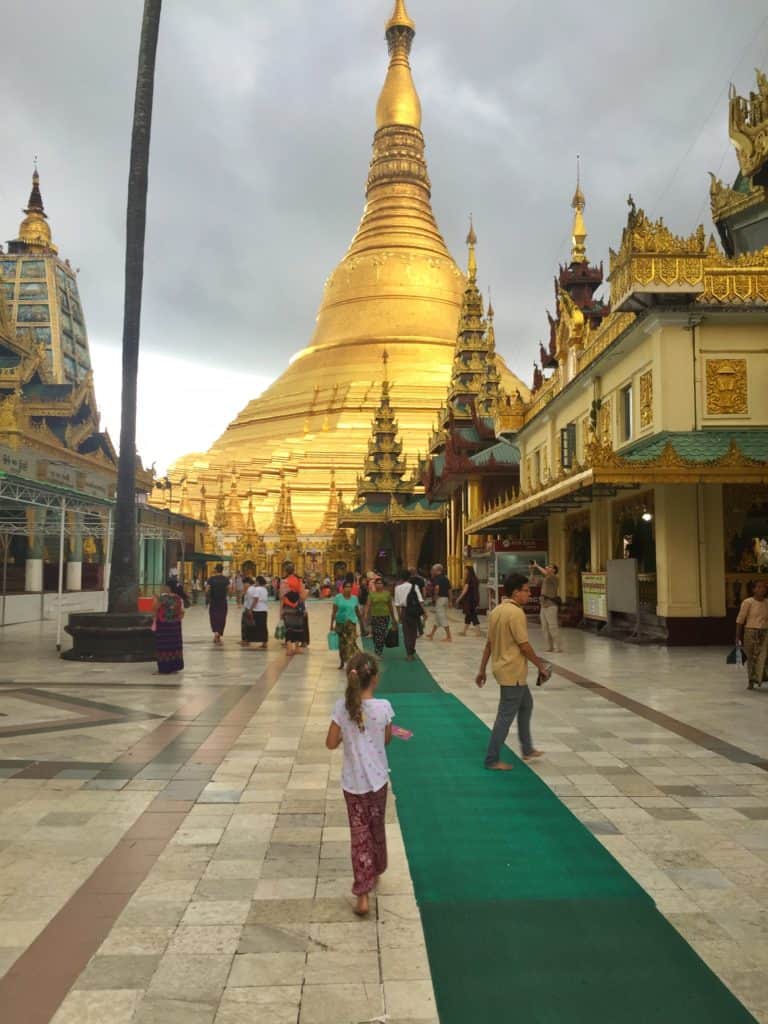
[705,359,748,415]
[599,398,612,445]
[639,370,653,429]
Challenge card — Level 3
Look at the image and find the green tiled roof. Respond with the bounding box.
[401,496,444,513]
[471,440,521,468]
[622,430,768,464]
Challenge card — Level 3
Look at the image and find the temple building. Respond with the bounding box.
[156,0,527,570]
[2,167,92,385]
[462,70,768,643]
[0,172,204,625]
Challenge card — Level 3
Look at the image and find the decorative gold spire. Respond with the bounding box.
[279,483,300,545]
[446,228,487,416]
[226,466,245,531]
[264,475,286,535]
[317,468,340,534]
[466,217,478,283]
[360,351,408,494]
[178,476,192,516]
[377,0,420,130]
[478,297,502,416]
[198,483,209,524]
[570,156,587,264]
[729,69,768,178]
[17,163,57,254]
[213,475,227,529]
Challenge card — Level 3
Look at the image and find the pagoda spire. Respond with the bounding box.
[198,484,209,524]
[446,225,488,417]
[178,476,192,516]
[226,465,245,531]
[317,468,341,534]
[477,293,502,416]
[570,156,587,265]
[279,483,300,545]
[359,350,408,495]
[16,162,57,254]
[213,475,227,529]
[245,491,256,532]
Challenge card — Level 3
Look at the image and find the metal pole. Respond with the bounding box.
[56,499,66,651]
[104,508,113,602]
[1,532,8,628]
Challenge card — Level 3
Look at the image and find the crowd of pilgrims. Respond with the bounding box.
[150,563,482,675]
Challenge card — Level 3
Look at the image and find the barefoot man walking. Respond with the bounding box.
[475,573,551,771]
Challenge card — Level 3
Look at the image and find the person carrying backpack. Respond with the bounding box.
[394,567,424,661]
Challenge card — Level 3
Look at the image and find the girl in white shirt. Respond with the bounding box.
[326,652,393,916]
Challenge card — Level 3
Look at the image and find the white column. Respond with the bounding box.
[66,561,83,591]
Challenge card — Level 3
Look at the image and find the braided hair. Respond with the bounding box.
[344,652,379,732]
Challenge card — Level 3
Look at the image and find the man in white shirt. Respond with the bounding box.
[394,567,424,661]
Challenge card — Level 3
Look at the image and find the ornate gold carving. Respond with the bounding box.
[715,438,764,469]
[706,359,748,415]
[728,70,768,179]
[639,370,653,429]
[65,418,95,450]
[709,172,767,224]
[609,201,707,308]
[583,437,625,470]
[0,389,23,431]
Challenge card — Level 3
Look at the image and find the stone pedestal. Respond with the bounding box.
[62,612,155,662]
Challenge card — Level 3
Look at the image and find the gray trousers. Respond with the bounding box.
[485,684,534,765]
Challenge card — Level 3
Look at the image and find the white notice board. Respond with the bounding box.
[606,558,639,616]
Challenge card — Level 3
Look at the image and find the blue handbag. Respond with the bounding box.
[327,630,340,651]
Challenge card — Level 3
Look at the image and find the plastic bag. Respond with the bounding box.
[726,645,747,666]
[327,630,339,651]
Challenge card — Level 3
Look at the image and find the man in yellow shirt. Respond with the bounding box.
[475,573,551,770]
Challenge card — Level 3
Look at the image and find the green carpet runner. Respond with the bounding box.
[375,645,756,1023]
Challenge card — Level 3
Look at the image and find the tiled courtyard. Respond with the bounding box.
[1,601,767,1023]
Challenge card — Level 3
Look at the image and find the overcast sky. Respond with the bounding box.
[2,1,767,471]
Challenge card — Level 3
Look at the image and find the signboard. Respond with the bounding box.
[494,538,543,552]
[581,572,607,621]
[606,558,639,616]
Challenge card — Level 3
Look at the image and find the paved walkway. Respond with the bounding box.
[0,602,766,1022]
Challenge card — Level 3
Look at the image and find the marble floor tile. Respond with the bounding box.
[147,953,233,1005]
[50,988,144,1024]
[298,983,383,1024]
[227,951,306,987]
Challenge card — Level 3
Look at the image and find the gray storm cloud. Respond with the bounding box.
[2,0,766,391]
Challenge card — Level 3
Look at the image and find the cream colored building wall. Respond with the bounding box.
[513,312,766,619]
[519,314,768,481]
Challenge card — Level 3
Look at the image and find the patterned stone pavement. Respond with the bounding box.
[0,601,766,1023]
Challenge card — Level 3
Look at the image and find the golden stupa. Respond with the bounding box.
[166,1,528,533]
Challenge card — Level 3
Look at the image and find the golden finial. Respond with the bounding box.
[570,156,587,265]
[487,287,494,320]
[382,349,390,380]
[386,0,415,32]
[377,0,421,129]
[17,162,56,253]
[571,155,585,212]
[466,216,477,283]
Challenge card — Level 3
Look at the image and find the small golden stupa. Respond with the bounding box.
[166,1,528,534]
